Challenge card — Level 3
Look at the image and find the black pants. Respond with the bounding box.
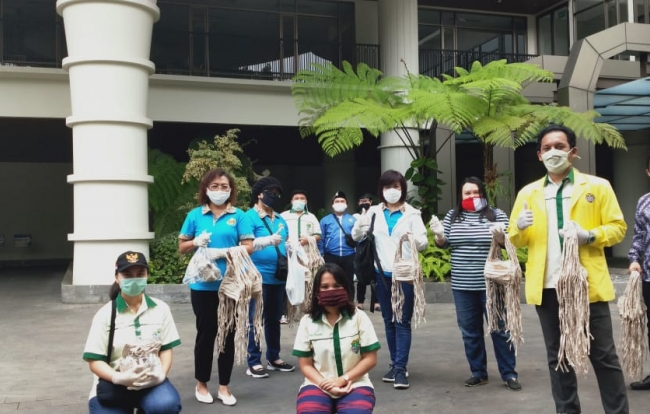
[191,289,235,385]
[535,289,628,414]
[324,253,355,300]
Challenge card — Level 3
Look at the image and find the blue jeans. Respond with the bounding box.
[248,283,285,366]
[88,378,181,414]
[452,289,517,381]
[375,273,413,371]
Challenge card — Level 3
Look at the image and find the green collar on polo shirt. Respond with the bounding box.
[116,294,157,313]
[544,168,574,186]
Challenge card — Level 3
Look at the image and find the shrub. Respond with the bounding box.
[148,232,191,284]
[419,230,451,282]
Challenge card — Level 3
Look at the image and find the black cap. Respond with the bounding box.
[359,193,374,201]
[115,251,148,274]
[290,189,308,199]
[251,176,283,201]
[332,190,347,202]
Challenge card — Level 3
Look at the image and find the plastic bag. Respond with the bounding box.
[183,247,222,284]
[286,241,308,306]
[118,338,163,375]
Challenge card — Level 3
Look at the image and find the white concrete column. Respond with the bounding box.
[378,0,419,178]
[56,0,159,285]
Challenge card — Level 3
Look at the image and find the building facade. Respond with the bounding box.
[1,0,649,280]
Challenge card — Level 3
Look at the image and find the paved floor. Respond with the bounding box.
[1,265,649,414]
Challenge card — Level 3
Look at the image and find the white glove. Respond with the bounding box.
[112,366,148,387]
[356,211,372,233]
[207,247,229,260]
[253,230,282,251]
[516,202,533,230]
[489,223,506,244]
[192,232,211,248]
[129,368,166,391]
[559,221,591,245]
[429,216,444,239]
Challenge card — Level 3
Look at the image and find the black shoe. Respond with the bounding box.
[464,376,488,387]
[267,360,295,372]
[246,365,269,378]
[504,378,522,391]
[393,369,409,389]
[381,365,409,382]
[630,374,650,390]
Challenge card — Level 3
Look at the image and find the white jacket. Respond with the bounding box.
[352,202,428,273]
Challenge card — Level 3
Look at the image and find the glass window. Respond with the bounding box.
[538,14,553,55]
[575,4,606,39]
[636,0,646,22]
[3,0,57,65]
[618,0,629,23]
[441,12,454,26]
[419,9,440,25]
[209,9,280,76]
[152,3,191,74]
[298,0,339,16]
[456,13,512,30]
[207,0,279,11]
[419,25,442,50]
[553,7,569,55]
[575,0,604,13]
[298,15,339,69]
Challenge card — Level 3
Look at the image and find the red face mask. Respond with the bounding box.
[461,197,487,211]
[317,289,349,307]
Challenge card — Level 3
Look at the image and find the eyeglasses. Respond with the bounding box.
[208,184,230,191]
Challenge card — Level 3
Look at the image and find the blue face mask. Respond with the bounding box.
[120,277,147,296]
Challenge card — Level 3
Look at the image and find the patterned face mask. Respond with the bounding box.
[461,197,487,211]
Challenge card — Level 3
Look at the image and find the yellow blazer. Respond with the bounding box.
[508,169,626,305]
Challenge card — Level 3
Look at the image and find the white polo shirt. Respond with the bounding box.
[83,295,181,399]
[292,310,380,396]
[281,210,321,241]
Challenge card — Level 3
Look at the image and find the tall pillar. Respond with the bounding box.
[378,0,419,176]
[56,0,159,284]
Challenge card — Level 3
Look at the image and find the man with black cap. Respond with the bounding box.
[244,176,295,379]
[319,190,357,300]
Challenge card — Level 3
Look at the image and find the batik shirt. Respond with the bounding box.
[629,192,650,282]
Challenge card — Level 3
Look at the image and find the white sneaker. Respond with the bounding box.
[280,315,289,324]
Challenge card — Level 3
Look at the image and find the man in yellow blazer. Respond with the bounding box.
[508,125,629,414]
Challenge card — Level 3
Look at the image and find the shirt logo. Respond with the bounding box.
[585,193,595,203]
[351,338,360,354]
[227,218,236,226]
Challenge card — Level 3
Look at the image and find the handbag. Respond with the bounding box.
[392,233,419,283]
[96,300,141,407]
[353,214,377,285]
[262,217,288,281]
[332,214,357,248]
[484,233,521,285]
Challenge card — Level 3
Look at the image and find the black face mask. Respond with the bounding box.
[358,202,371,212]
[261,191,279,208]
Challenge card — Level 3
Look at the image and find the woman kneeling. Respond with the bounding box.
[292,263,380,414]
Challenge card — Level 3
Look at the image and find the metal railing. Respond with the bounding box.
[419,49,538,78]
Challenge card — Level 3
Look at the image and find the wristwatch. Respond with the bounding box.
[343,374,350,382]
[587,231,596,244]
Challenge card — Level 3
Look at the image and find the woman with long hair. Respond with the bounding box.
[292,263,380,414]
[429,176,521,391]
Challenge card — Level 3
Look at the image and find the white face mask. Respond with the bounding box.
[206,189,230,206]
[292,201,306,211]
[332,203,347,213]
[383,188,402,204]
[541,148,572,174]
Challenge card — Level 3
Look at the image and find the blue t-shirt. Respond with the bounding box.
[179,205,254,291]
[245,208,289,285]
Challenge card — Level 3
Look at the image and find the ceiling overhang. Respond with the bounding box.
[594,77,650,131]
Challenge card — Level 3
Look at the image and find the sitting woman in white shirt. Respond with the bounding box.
[292,263,381,414]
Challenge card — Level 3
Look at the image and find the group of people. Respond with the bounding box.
[81,124,650,414]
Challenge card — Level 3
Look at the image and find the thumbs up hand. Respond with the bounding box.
[516,202,534,230]
[429,216,445,240]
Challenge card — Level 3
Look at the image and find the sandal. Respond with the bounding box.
[356,304,364,310]
[374,305,381,311]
